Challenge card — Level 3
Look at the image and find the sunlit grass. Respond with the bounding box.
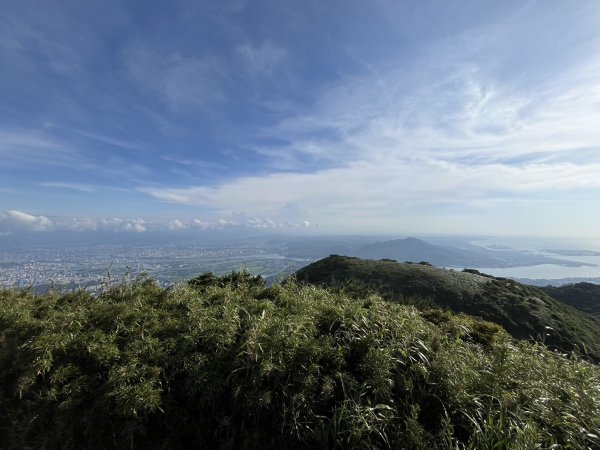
[1,272,598,449]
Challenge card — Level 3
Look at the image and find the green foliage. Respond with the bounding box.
[421,310,504,347]
[296,256,600,362]
[188,270,265,290]
[541,282,600,316]
[1,273,599,449]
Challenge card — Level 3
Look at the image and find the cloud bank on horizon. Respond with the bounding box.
[1,0,600,237]
[0,210,313,235]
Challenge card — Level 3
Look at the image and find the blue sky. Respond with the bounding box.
[1,0,600,237]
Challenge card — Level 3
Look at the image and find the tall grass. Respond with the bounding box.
[0,272,598,449]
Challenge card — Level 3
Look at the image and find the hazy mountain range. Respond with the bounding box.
[354,237,595,268]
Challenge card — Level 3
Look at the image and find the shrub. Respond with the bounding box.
[0,274,599,449]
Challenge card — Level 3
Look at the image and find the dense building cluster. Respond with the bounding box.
[0,241,309,292]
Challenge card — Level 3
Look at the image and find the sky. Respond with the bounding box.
[1,0,600,238]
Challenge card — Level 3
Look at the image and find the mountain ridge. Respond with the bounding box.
[296,255,600,361]
[540,282,600,316]
[354,237,595,268]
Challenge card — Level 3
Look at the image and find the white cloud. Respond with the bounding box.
[0,211,150,233]
[4,2,599,238]
[190,218,237,230]
[0,211,313,233]
[138,4,600,236]
[193,218,212,230]
[169,219,186,230]
[189,216,315,230]
[218,218,238,227]
[0,210,52,231]
[95,218,147,233]
[123,220,146,233]
[245,217,277,228]
[141,158,600,217]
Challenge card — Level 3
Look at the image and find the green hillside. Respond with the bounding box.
[296,256,600,362]
[1,273,599,449]
[540,282,600,316]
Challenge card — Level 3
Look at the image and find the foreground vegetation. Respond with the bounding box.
[1,272,599,449]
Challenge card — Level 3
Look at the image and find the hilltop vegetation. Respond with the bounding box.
[1,272,599,449]
[540,282,600,316]
[296,256,600,362]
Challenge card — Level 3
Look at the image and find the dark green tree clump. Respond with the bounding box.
[1,272,599,449]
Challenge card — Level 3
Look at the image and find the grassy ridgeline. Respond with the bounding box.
[540,282,600,317]
[0,273,599,449]
[296,256,600,362]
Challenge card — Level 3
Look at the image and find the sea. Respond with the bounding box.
[468,237,600,282]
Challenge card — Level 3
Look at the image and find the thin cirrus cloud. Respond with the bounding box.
[2,1,600,237]
[39,182,95,192]
[0,129,82,168]
[123,39,288,112]
[141,4,600,235]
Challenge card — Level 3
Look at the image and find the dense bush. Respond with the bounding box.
[1,273,599,449]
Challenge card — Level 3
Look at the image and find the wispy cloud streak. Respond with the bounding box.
[142,3,600,235]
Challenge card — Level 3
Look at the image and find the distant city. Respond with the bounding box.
[2,234,600,293]
[0,238,314,295]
